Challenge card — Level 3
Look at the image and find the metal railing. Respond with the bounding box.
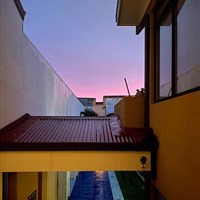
[28,190,37,200]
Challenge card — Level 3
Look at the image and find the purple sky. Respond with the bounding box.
[21,0,144,102]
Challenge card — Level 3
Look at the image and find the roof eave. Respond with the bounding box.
[0,142,156,152]
[116,0,151,26]
[13,0,26,20]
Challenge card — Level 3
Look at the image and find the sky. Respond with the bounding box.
[21,0,144,102]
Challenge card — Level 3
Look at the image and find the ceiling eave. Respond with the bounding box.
[116,0,151,26]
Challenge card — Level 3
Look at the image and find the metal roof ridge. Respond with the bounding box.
[0,113,31,135]
[29,116,114,119]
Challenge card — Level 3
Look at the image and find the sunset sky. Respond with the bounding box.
[21,0,144,101]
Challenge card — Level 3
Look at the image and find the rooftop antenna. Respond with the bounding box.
[124,78,130,96]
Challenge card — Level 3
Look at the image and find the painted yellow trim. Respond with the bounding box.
[0,151,151,172]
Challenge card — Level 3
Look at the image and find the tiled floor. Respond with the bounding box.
[69,171,114,200]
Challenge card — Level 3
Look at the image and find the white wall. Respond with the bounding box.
[0,0,84,128]
[104,97,123,115]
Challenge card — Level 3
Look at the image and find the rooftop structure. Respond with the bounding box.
[0,113,157,152]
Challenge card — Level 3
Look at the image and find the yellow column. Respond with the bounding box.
[42,172,47,200]
[42,172,57,200]
[0,172,2,200]
[17,173,38,200]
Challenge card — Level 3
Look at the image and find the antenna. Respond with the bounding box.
[124,78,130,96]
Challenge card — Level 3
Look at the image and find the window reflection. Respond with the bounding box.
[159,9,172,98]
[177,0,200,92]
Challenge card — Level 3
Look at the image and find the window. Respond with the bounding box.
[159,8,172,98]
[155,0,200,101]
[177,0,200,92]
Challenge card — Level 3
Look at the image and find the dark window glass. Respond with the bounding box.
[159,9,172,98]
[155,0,200,102]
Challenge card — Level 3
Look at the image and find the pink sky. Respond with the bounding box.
[21,0,144,102]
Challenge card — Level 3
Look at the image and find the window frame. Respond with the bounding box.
[154,0,200,102]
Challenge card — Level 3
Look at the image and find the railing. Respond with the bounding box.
[28,190,37,200]
[155,187,167,200]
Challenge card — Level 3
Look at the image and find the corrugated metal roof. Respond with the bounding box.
[0,114,157,151]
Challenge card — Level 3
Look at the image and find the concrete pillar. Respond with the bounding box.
[66,172,70,198]
[42,172,57,200]
[57,172,67,200]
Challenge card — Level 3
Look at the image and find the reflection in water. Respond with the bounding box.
[69,171,113,200]
[95,171,104,177]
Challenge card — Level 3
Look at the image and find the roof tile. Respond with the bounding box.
[0,114,157,151]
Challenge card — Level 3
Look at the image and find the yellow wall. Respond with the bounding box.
[150,91,200,199]
[42,172,57,200]
[0,173,2,200]
[17,172,38,200]
[42,173,47,200]
[115,96,144,128]
[0,151,151,172]
[148,1,200,198]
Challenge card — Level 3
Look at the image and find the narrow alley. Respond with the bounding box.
[69,171,113,200]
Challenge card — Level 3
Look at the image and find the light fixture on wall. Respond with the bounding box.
[140,156,147,168]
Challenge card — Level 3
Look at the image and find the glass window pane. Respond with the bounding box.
[159,9,172,98]
[177,0,200,92]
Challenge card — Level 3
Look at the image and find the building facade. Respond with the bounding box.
[103,96,125,115]
[0,0,84,128]
[117,0,200,199]
[1,0,200,199]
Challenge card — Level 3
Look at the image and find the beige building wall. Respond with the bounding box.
[104,96,124,115]
[57,172,70,200]
[93,102,105,116]
[0,0,84,128]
